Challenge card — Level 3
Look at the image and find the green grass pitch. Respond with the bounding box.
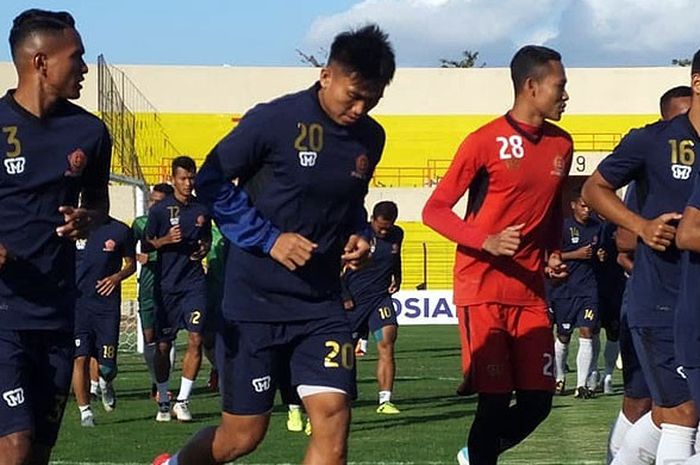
[51,326,618,465]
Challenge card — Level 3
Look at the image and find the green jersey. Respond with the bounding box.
[206,224,227,308]
[132,215,158,306]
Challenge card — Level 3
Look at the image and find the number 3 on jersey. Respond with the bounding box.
[497,135,525,160]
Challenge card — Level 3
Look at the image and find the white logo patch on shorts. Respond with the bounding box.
[3,387,25,407]
[251,375,271,393]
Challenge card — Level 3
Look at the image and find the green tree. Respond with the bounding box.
[440,50,485,68]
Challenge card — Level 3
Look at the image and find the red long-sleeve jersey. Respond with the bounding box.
[423,113,572,306]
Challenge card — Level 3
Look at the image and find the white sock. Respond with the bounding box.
[157,381,169,403]
[98,376,108,390]
[656,423,695,464]
[169,345,176,368]
[576,338,594,388]
[591,333,601,373]
[144,342,157,383]
[379,390,392,404]
[611,412,660,465]
[90,380,99,394]
[289,404,301,411]
[78,404,92,419]
[177,377,194,402]
[696,428,700,454]
[604,341,619,377]
[608,410,633,461]
[688,453,700,464]
[554,338,568,382]
[359,338,368,353]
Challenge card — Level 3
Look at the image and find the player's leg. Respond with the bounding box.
[95,312,120,412]
[0,330,35,465]
[601,297,621,394]
[368,297,399,413]
[174,292,207,421]
[153,292,179,421]
[587,329,601,391]
[72,319,94,426]
[29,331,73,465]
[551,299,571,395]
[153,320,278,465]
[502,305,555,452]
[608,312,652,463]
[613,326,696,464]
[574,298,599,398]
[682,366,700,461]
[455,306,474,396]
[459,304,514,465]
[291,318,356,465]
[139,299,158,398]
[88,357,99,398]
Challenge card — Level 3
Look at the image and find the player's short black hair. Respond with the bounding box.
[372,201,398,222]
[328,24,395,87]
[692,49,700,75]
[660,85,692,119]
[570,187,583,202]
[9,9,75,61]
[152,183,174,195]
[510,45,562,96]
[171,156,196,174]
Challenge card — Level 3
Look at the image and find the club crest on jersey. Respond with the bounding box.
[75,238,87,250]
[65,148,87,177]
[298,151,317,167]
[351,154,370,179]
[103,239,117,252]
[569,227,580,244]
[550,156,565,177]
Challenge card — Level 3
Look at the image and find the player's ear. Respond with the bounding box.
[523,76,537,98]
[691,72,700,96]
[319,66,332,89]
[33,52,48,75]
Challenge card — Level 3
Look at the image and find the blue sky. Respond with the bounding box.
[1,0,698,67]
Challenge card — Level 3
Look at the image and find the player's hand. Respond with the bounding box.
[164,225,182,245]
[96,275,120,296]
[343,299,355,311]
[482,223,525,257]
[638,212,682,252]
[136,253,149,265]
[0,243,8,271]
[388,276,399,294]
[270,232,318,271]
[571,244,593,260]
[545,252,568,279]
[341,234,371,271]
[596,247,607,262]
[190,240,209,261]
[56,206,94,240]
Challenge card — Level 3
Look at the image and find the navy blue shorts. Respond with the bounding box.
[619,313,650,399]
[683,366,700,409]
[74,307,120,368]
[348,295,398,340]
[216,316,356,415]
[551,296,599,336]
[0,330,73,446]
[155,289,207,342]
[631,326,690,407]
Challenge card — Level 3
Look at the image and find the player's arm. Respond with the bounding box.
[57,127,111,239]
[388,228,403,294]
[423,135,522,256]
[190,214,212,261]
[583,132,680,252]
[96,228,137,296]
[617,252,634,273]
[561,244,593,261]
[195,107,316,271]
[146,208,181,250]
[340,268,354,310]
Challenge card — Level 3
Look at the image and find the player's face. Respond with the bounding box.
[371,216,395,239]
[148,191,167,209]
[532,61,568,121]
[571,197,591,223]
[318,64,385,126]
[44,28,88,100]
[663,96,692,121]
[171,167,195,199]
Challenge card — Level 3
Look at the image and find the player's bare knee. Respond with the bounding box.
[556,334,571,344]
[187,332,203,350]
[0,431,32,465]
[579,327,593,338]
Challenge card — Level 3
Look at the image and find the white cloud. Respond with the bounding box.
[304,0,699,66]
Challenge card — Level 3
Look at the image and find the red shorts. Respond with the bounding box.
[457,304,555,394]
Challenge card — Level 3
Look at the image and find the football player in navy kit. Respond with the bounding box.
[147,156,211,422]
[0,9,110,465]
[583,56,700,465]
[342,201,403,414]
[153,25,395,465]
[72,217,135,426]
